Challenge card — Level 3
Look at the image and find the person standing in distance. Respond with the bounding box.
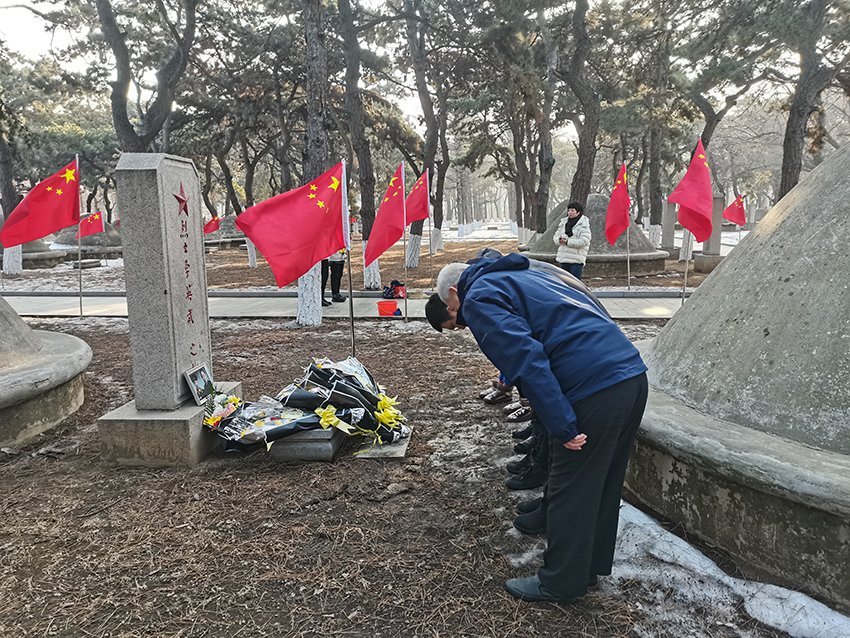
[553,201,591,280]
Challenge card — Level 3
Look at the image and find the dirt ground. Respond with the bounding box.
[1,244,779,638]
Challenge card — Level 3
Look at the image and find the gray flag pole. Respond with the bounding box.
[681,234,690,306]
[76,154,83,317]
[341,160,356,358]
[626,220,632,291]
[426,169,433,290]
[401,164,408,322]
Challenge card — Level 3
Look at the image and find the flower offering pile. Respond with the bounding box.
[203,357,410,452]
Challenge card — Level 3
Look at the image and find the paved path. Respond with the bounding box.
[3,291,687,320]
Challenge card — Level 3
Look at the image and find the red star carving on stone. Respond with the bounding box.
[174,183,189,216]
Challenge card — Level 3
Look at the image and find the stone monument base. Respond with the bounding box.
[268,426,348,462]
[693,252,724,273]
[660,245,680,261]
[625,346,850,610]
[98,381,242,467]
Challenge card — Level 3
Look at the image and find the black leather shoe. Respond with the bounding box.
[321,298,331,307]
[505,462,548,490]
[513,434,539,455]
[513,508,546,535]
[506,454,532,474]
[505,576,576,604]
[332,294,346,302]
[511,423,534,440]
[516,496,542,515]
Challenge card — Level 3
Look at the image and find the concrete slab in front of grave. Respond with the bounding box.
[356,426,413,459]
[98,381,242,467]
[267,426,348,462]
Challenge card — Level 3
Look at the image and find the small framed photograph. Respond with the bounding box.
[184,363,214,406]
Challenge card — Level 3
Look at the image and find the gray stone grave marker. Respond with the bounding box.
[98,154,240,466]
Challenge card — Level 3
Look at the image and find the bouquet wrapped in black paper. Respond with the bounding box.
[205,357,410,453]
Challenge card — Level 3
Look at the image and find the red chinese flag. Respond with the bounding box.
[0,159,80,248]
[235,162,346,287]
[669,139,713,243]
[722,195,746,226]
[405,169,430,223]
[75,211,104,238]
[203,216,220,234]
[364,164,406,267]
[605,163,631,245]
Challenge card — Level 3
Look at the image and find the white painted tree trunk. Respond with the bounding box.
[648,224,662,248]
[518,226,534,245]
[679,230,694,262]
[405,234,421,268]
[3,245,22,275]
[362,240,381,289]
[246,237,258,268]
[430,227,444,253]
[296,262,322,326]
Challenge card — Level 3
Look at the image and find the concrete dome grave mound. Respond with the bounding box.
[53,216,123,259]
[524,194,668,277]
[627,143,850,610]
[0,297,92,446]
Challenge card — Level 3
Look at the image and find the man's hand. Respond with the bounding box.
[564,433,587,450]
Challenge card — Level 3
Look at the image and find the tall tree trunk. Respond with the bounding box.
[338,0,380,289]
[562,0,599,205]
[648,122,663,226]
[0,137,20,221]
[403,0,439,268]
[534,9,556,236]
[94,0,196,152]
[297,0,330,326]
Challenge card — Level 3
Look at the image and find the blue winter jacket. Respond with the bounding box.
[456,253,647,443]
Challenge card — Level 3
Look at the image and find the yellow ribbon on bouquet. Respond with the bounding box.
[314,405,355,434]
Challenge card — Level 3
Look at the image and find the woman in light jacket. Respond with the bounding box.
[553,201,591,280]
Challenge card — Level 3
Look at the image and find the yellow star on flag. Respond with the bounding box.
[61,168,76,183]
[317,201,325,209]
[308,193,316,199]
[310,184,317,191]
[329,176,340,191]
[56,189,63,196]
[46,186,53,191]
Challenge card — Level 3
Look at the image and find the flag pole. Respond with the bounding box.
[626,219,632,291]
[681,233,690,306]
[402,163,408,323]
[76,154,83,317]
[427,169,433,290]
[342,160,356,358]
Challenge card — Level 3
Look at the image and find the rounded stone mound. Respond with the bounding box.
[53,217,123,259]
[524,194,668,277]
[628,144,850,610]
[0,297,92,447]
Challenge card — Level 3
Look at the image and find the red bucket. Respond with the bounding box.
[377,300,398,316]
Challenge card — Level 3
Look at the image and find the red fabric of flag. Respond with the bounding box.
[364,164,406,267]
[722,195,746,226]
[669,139,713,243]
[235,162,346,287]
[203,217,220,234]
[605,163,631,245]
[405,169,429,223]
[76,211,104,238]
[0,159,80,248]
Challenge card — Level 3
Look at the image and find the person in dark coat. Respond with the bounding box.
[428,253,648,603]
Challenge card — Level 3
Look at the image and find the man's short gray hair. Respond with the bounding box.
[436,262,470,302]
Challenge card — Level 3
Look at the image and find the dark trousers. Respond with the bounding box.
[559,261,583,280]
[321,260,344,297]
[537,373,648,597]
